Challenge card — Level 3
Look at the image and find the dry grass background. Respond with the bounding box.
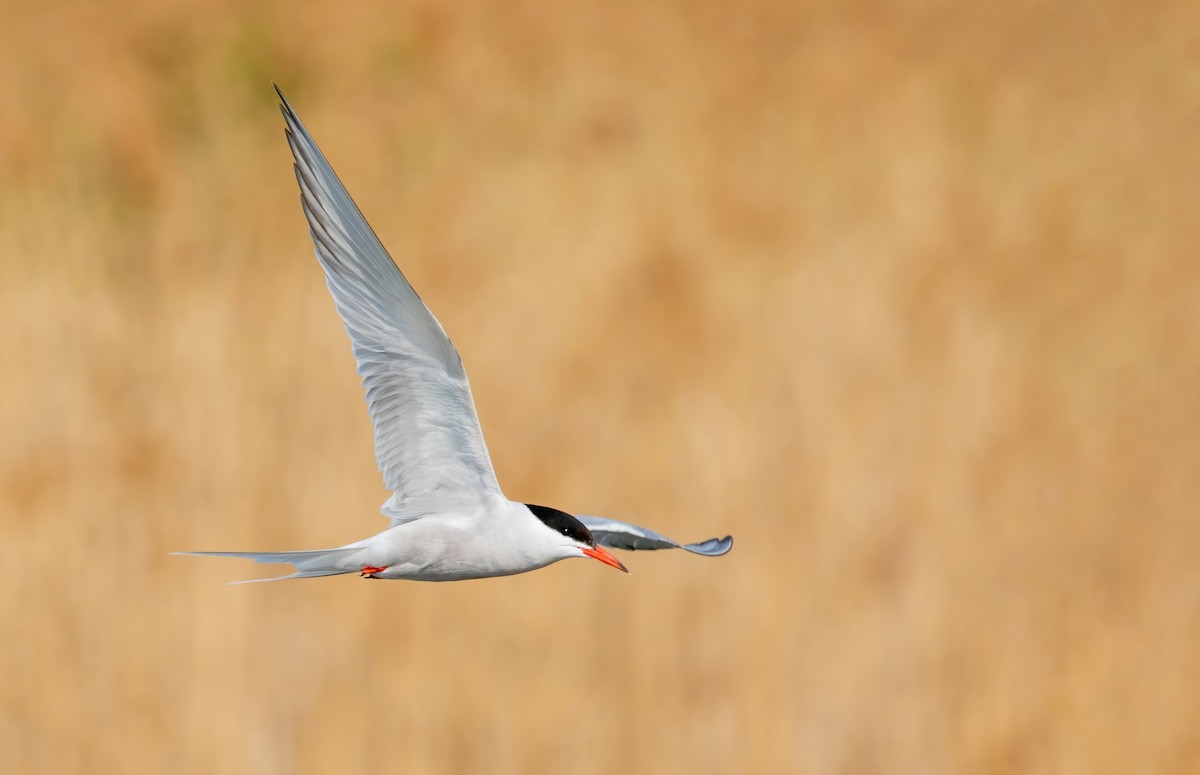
[1,0,1198,772]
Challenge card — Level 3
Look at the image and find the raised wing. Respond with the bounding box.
[577,516,733,556]
[277,86,502,511]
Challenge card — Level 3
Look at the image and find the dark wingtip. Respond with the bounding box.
[683,535,733,557]
[274,83,297,122]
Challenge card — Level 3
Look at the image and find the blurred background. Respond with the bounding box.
[2,0,1198,772]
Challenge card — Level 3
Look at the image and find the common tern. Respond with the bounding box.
[177,87,733,583]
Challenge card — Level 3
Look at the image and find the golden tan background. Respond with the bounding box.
[2,0,1198,772]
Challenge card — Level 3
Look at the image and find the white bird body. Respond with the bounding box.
[344,499,583,581]
[177,87,732,584]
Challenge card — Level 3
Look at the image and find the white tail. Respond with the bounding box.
[173,548,360,584]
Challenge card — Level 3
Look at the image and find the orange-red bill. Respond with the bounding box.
[583,546,629,573]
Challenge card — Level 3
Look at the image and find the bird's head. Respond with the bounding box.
[525,504,628,573]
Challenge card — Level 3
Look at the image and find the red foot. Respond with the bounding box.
[360,566,389,578]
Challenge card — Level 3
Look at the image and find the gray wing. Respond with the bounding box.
[577,516,733,556]
[277,87,502,512]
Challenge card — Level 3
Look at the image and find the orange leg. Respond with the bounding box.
[360,566,389,578]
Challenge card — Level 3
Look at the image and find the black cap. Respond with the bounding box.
[525,504,596,547]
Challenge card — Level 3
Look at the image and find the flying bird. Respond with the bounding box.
[177,87,732,583]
